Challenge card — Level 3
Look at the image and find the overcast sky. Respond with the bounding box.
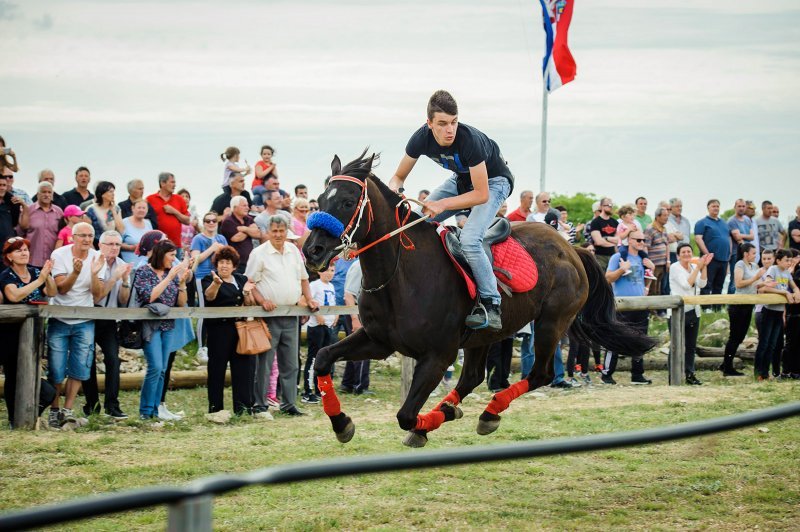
[2,0,798,223]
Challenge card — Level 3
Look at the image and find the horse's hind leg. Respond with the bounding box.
[314,329,393,444]
[477,320,560,436]
[407,345,490,445]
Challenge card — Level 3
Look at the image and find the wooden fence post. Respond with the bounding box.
[668,305,685,386]
[13,317,44,429]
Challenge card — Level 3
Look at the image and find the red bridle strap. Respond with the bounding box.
[329,175,373,241]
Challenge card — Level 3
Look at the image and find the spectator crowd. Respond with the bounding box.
[1,134,799,430]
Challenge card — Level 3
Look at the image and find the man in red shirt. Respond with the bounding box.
[506,189,533,222]
[146,172,190,248]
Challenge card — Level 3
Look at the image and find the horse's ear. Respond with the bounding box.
[331,155,342,176]
[365,153,376,173]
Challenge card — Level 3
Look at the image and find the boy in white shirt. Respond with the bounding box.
[302,264,337,403]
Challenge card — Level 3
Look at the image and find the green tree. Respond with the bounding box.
[550,192,599,224]
[721,208,735,220]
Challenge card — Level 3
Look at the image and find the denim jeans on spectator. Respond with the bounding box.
[427,175,511,304]
[684,309,700,375]
[252,185,266,206]
[701,259,728,311]
[754,309,783,378]
[47,319,95,384]
[140,327,175,417]
[520,325,565,384]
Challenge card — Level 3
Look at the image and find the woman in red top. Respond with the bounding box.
[252,145,278,206]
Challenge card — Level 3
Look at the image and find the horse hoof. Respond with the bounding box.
[336,420,356,443]
[442,402,463,420]
[476,412,501,436]
[402,430,428,448]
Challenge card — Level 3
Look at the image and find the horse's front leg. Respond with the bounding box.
[314,328,393,443]
[397,354,455,448]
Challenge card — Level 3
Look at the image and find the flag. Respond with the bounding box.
[539,0,576,92]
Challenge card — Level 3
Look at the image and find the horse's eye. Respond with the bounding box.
[343,200,355,209]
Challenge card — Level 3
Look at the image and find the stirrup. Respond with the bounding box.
[465,301,490,330]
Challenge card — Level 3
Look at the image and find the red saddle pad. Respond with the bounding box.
[491,237,538,292]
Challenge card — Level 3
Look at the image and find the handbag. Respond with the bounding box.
[118,269,143,349]
[235,318,272,355]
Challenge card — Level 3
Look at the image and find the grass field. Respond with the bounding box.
[1,362,798,531]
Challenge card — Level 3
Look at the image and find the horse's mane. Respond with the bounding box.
[340,148,423,223]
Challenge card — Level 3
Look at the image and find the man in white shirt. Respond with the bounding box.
[47,222,106,428]
[246,215,318,416]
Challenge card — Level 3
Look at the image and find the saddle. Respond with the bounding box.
[437,218,538,299]
[444,218,512,279]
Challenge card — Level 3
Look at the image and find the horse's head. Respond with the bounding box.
[303,150,378,271]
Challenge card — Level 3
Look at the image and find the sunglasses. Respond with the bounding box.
[632,238,646,243]
[203,219,218,224]
[6,236,24,244]
[541,200,550,204]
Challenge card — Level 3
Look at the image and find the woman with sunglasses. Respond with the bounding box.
[0,237,58,427]
[189,212,228,362]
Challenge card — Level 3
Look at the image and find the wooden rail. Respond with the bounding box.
[1,293,792,429]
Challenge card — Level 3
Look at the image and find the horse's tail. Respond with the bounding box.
[570,247,658,357]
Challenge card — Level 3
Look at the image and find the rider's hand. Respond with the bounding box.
[388,176,404,194]
[422,199,446,219]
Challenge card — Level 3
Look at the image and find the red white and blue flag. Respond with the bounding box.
[539,0,576,92]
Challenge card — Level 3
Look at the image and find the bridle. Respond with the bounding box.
[318,175,430,291]
[328,175,374,254]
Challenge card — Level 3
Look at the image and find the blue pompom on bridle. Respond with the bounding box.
[307,211,345,238]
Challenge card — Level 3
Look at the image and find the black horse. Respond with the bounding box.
[303,151,655,447]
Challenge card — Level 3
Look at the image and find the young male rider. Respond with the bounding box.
[388,90,514,330]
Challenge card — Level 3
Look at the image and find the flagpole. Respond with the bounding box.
[539,83,548,193]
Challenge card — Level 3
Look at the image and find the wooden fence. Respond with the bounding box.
[0,294,789,430]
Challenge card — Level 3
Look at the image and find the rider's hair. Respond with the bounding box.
[427,90,458,120]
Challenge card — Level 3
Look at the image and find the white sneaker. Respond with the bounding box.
[197,347,209,364]
[158,403,182,421]
[254,410,274,420]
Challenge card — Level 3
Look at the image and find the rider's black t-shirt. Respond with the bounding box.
[588,216,619,256]
[405,122,514,194]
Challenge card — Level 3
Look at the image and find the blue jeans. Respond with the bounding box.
[520,323,565,384]
[47,319,95,383]
[140,328,175,417]
[427,175,511,304]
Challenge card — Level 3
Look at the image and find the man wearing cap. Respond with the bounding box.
[246,215,319,417]
[20,181,64,268]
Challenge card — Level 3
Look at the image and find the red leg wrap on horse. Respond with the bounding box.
[414,410,446,432]
[485,380,530,416]
[434,389,462,410]
[317,375,341,417]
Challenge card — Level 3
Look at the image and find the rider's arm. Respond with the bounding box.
[429,163,490,212]
[388,155,418,192]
